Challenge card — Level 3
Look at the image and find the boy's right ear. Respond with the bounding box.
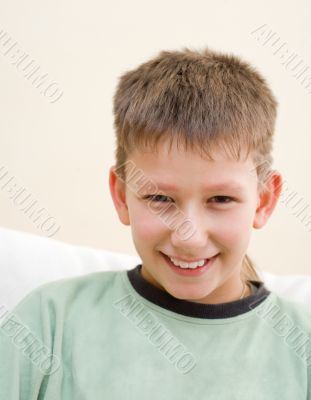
[108,166,130,226]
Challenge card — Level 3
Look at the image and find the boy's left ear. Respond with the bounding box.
[253,170,283,229]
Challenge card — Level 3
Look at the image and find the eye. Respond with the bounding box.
[143,195,235,204]
[209,196,234,204]
[143,195,172,203]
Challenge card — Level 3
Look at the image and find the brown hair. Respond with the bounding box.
[112,46,278,283]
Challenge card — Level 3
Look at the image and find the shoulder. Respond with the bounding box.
[258,292,311,336]
[0,269,127,377]
[34,269,122,298]
[1,270,125,325]
[254,293,311,368]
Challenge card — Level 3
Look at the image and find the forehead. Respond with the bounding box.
[127,140,257,192]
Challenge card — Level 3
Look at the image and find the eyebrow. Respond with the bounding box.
[153,182,245,192]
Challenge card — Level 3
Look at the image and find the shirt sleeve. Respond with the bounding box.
[308,363,311,399]
[0,289,61,399]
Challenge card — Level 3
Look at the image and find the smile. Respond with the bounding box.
[160,252,218,277]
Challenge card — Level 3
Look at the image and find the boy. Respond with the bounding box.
[0,46,310,399]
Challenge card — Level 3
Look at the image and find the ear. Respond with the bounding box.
[253,170,283,229]
[108,166,130,226]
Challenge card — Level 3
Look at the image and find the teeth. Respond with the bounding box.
[169,256,206,269]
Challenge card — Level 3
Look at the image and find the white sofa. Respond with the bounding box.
[0,226,310,310]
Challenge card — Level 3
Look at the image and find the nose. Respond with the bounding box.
[169,209,208,249]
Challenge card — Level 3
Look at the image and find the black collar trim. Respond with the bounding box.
[127,264,271,319]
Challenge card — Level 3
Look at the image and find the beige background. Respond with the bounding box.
[0,0,310,275]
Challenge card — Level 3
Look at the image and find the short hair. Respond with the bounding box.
[112,46,279,283]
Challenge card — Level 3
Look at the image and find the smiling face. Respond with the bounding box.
[109,137,282,304]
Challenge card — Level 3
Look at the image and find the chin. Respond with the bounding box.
[166,284,211,302]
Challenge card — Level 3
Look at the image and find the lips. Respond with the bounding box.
[161,252,217,263]
[161,251,218,276]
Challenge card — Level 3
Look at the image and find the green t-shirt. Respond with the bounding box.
[1,265,310,399]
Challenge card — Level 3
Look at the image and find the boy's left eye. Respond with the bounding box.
[209,196,234,204]
[143,195,235,204]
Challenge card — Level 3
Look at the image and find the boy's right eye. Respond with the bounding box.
[143,195,171,203]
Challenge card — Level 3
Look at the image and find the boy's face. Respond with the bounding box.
[109,137,281,304]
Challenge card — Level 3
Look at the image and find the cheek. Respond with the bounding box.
[212,208,254,248]
[129,201,168,240]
